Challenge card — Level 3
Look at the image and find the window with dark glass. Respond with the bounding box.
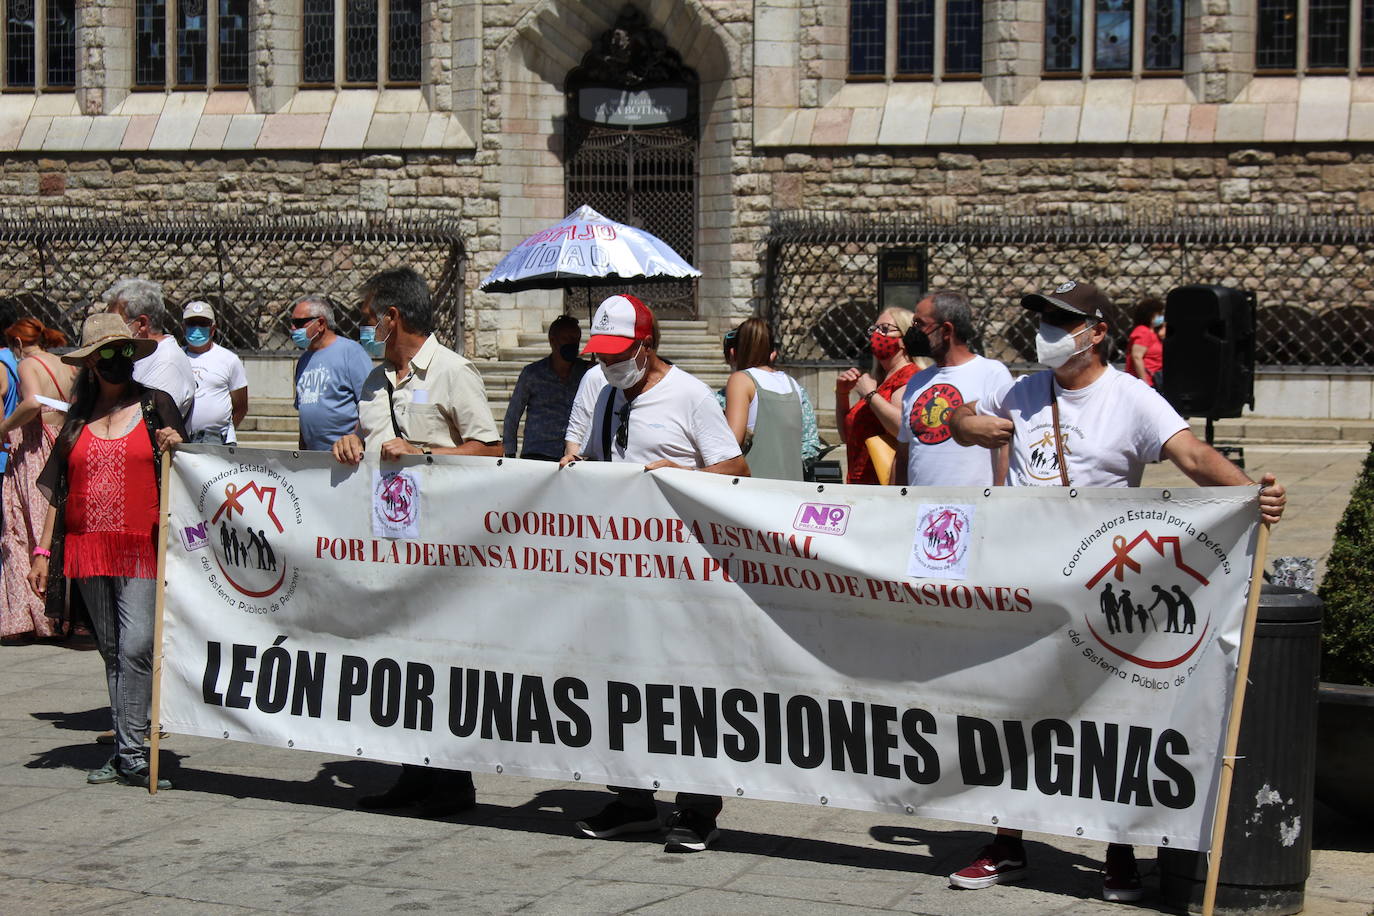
[849,0,887,76]
[1044,0,1082,72]
[1257,0,1298,70]
[136,0,249,88]
[1143,0,1182,70]
[1363,0,1374,68]
[302,0,425,87]
[5,0,36,88]
[45,0,75,86]
[1308,0,1350,69]
[944,0,983,74]
[849,0,982,78]
[388,0,422,83]
[1094,0,1132,70]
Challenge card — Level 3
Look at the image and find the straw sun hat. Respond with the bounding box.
[61,313,158,365]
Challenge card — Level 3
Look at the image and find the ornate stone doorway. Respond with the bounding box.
[563,8,699,319]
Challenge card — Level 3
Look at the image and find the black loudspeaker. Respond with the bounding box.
[1161,285,1256,419]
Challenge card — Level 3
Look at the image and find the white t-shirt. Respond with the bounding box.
[584,366,741,468]
[898,355,1013,487]
[976,365,1189,488]
[135,335,197,421]
[186,343,249,441]
[564,362,607,449]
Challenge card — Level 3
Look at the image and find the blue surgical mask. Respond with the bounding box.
[185,326,211,347]
[359,325,384,358]
[290,328,311,349]
[1151,314,1165,328]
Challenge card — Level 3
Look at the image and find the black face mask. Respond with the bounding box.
[903,324,933,360]
[558,343,580,362]
[95,356,135,385]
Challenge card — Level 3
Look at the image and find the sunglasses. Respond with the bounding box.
[290,316,319,328]
[615,403,631,451]
[97,344,136,360]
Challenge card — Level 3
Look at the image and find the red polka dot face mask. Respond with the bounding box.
[869,329,902,361]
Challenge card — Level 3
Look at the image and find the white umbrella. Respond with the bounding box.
[479,205,701,293]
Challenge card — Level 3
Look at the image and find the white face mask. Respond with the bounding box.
[601,344,647,389]
[1035,321,1095,369]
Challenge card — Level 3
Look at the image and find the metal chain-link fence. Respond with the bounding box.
[0,214,467,352]
[765,213,1374,368]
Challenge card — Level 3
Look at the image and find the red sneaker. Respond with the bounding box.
[949,841,1028,889]
[1102,844,1144,902]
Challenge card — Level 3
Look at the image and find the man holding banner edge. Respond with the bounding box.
[948,279,1286,902]
[332,266,502,817]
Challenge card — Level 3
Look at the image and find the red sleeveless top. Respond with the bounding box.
[64,423,159,579]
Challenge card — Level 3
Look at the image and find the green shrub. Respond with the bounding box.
[1319,440,1374,686]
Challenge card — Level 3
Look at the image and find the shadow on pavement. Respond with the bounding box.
[31,706,110,733]
[1313,799,1374,853]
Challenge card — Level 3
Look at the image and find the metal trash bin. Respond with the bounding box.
[1158,585,1323,915]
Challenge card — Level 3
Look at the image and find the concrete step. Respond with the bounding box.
[1187,417,1374,444]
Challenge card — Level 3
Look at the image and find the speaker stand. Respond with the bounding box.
[1205,417,1245,470]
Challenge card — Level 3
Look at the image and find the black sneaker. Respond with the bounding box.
[577,800,661,839]
[1102,844,1145,902]
[663,809,719,852]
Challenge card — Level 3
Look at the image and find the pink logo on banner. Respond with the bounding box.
[793,502,850,536]
[378,472,418,525]
[920,506,970,564]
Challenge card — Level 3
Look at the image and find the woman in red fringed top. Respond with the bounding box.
[834,307,921,484]
[29,314,185,790]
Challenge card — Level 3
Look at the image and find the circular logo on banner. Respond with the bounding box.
[909,383,964,445]
[376,472,418,526]
[917,504,972,567]
[1061,513,1235,690]
[187,466,303,615]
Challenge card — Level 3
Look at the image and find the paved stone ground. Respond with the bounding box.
[0,443,1369,915]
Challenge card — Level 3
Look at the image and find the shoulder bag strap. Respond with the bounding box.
[599,387,617,461]
[25,355,63,393]
[385,379,403,440]
[1049,378,1070,487]
[140,394,165,496]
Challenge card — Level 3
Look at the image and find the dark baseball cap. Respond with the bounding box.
[1021,280,1110,321]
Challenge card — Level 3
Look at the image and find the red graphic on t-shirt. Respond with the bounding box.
[909,383,964,444]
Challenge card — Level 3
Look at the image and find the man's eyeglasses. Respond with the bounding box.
[615,403,631,451]
[97,344,136,360]
[866,323,900,336]
[290,316,318,328]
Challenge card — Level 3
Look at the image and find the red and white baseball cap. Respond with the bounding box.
[583,294,653,356]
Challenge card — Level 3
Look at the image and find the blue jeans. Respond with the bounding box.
[79,576,157,772]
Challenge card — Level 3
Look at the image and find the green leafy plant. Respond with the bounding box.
[1319,440,1374,686]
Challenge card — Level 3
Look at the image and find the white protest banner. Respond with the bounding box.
[161,448,1260,850]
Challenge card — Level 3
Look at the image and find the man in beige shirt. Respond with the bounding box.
[332,266,500,817]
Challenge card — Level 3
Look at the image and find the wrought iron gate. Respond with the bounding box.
[0,214,466,353]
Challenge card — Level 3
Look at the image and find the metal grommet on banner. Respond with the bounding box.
[495,764,504,774]
[573,771,582,781]
[1162,489,1172,500]
[816,485,824,492]
[652,780,660,789]
[292,451,300,459]
[227,447,235,455]
[1069,488,1079,498]
[819,796,829,806]
[736,787,744,797]
[287,739,294,748]
[900,487,908,496]
[1075,827,1084,836]
[426,456,434,465]
[222,731,229,739]
[732,478,740,485]
[983,488,992,497]
[1161,836,1170,846]
[356,748,363,756]
[496,458,503,466]
[423,757,430,765]
[904,805,914,815]
[991,816,999,825]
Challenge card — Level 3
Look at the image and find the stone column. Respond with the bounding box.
[984,0,1040,106]
[1185,0,1251,103]
[252,0,297,113]
[80,0,131,114]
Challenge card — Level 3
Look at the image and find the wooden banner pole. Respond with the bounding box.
[1201,521,1271,916]
[147,448,174,795]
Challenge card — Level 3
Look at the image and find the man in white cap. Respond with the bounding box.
[182,300,248,445]
[561,293,746,853]
[947,279,1287,903]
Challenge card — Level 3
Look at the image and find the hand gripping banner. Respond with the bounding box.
[160,448,1260,849]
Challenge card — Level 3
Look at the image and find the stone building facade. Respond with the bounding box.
[0,0,1371,377]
